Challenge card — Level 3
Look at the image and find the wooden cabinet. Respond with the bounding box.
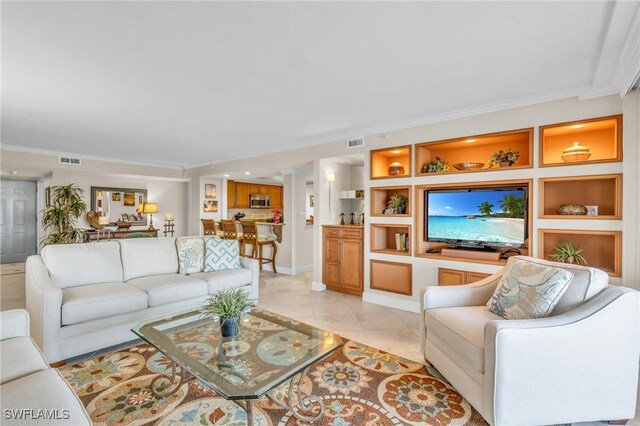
[322,226,363,296]
[235,183,250,208]
[227,180,236,208]
[269,186,283,209]
[438,268,491,286]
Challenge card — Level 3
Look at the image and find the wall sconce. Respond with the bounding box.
[326,172,336,210]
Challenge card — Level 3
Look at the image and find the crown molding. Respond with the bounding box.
[610,5,640,96]
[1,144,185,170]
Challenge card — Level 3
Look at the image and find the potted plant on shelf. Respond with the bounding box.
[488,148,520,167]
[387,193,409,214]
[42,183,88,246]
[422,157,450,173]
[549,241,588,265]
[200,288,255,338]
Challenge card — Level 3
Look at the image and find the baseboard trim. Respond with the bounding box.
[311,281,327,292]
[265,264,313,276]
[362,292,421,313]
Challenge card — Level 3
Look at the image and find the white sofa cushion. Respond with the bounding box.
[487,258,573,319]
[425,306,502,373]
[61,282,148,325]
[0,369,91,425]
[41,241,123,288]
[191,268,253,293]
[127,274,208,307]
[0,337,48,384]
[120,237,179,281]
[176,237,205,274]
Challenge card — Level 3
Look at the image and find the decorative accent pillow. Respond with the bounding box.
[204,237,241,272]
[177,237,204,274]
[487,259,574,319]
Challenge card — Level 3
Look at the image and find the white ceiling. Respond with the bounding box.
[1,1,637,168]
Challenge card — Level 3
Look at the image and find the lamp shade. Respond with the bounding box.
[142,203,159,214]
[136,205,143,213]
[98,216,110,225]
[326,172,336,183]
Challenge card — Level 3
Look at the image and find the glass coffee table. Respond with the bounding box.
[132,308,343,425]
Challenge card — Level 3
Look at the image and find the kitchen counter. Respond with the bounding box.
[235,221,284,243]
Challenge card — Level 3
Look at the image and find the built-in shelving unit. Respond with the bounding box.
[370,145,412,179]
[540,115,622,167]
[539,174,622,219]
[538,229,621,277]
[370,259,412,295]
[370,186,412,217]
[370,224,411,256]
[415,128,533,176]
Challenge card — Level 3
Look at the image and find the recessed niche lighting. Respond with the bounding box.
[244,171,251,175]
[223,174,230,177]
[465,139,476,143]
[569,124,586,129]
[391,150,402,154]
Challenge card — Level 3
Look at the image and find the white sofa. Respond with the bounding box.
[26,236,259,363]
[422,256,640,426]
[0,309,90,425]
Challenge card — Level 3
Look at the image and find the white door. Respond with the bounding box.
[0,179,37,263]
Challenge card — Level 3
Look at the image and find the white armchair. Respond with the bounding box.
[422,256,640,426]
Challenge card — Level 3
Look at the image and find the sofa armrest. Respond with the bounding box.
[422,270,503,311]
[239,256,260,300]
[483,286,640,425]
[25,255,63,363]
[0,309,30,340]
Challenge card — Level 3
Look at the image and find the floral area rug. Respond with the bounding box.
[58,340,488,425]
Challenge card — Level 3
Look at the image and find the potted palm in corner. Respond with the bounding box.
[42,183,88,245]
[201,288,255,337]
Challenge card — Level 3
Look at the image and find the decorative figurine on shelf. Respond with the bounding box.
[340,213,345,225]
[388,162,405,176]
[350,212,355,225]
[272,209,282,224]
[361,212,365,225]
[163,213,175,237]
[561,142,591,162]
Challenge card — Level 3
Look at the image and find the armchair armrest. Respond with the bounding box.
[0,309,30,340]
[422,271,503,311]
[483,286,640,425]
[239,256,260,300]
[25,255,62,362]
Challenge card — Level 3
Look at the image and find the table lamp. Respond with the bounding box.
[142,203,159,230]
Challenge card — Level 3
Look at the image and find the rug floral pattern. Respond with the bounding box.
[59,340,487,425]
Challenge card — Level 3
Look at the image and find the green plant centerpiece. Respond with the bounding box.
[200,288,255,337]
[387,193,408,214]
[422,157,450,173]
[488,148,520,167]
[549,241,588,265]
[42,184,88,246]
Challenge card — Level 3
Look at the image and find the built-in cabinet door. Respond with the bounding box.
[467,272,491,283]
[235,183,250,208]
[340,238,362,292]
[325,237,340,263]
[227,180,236,208]
[269,186,282,209]
[324,262,341,290]
[438,268,466,286]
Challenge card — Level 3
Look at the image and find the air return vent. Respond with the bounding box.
[346,137,365,149]
[59,156,81,166]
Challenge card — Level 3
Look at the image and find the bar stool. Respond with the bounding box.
[201,219,217,236]
[219,220,245,256]
[241,220,277,273]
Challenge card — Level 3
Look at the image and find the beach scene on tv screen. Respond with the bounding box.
[427,189,526,244]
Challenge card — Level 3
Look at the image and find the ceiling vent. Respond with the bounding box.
[59,156,81,166]
[346,137,365,149]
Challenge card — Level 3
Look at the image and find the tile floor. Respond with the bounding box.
[2,263,639,424]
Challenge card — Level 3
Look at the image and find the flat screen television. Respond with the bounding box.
[425,186,528,247]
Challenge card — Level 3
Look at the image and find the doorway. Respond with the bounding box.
[0,179,37,263]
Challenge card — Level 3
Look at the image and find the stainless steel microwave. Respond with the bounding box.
[249,194,271,209]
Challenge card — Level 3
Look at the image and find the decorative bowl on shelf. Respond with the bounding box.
[556,204,588,215]
[388,162,405,176]
[452,162,484,171]
[561,142,591,162]
[116,220,132,230]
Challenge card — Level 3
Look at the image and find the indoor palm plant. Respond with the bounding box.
[42,183,88,246]
[387,193,409,214]
[200,288,255,337]
[549,241,588,265]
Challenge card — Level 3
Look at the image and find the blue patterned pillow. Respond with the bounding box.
[487,258,573,319]
[204,237,241,272]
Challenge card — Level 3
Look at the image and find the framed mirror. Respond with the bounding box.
[90,187,148,226]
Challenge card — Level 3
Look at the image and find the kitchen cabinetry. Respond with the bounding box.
[227,181,283,209]
[438,268,491,286]
[322,225,363,296]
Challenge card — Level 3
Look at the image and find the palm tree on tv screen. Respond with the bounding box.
[477,201,494,216]
[499,194,525,218]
